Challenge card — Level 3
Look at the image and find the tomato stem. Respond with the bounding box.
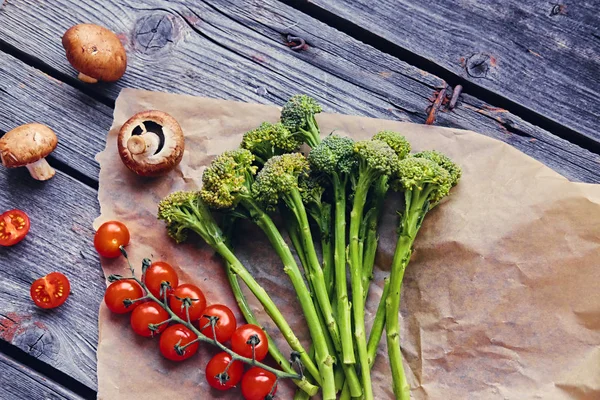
[118,248,303,382]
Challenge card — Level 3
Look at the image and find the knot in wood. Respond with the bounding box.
[133,14,174,54]
[465,53,491,78]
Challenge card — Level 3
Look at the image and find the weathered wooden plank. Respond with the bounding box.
[0,350,84,399]
[1,0,599,183]
[301,0,600,144]
[0,167,103,390]
[0,52,113,182]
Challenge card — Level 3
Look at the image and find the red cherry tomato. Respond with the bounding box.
[241,367,278,400]
[145,261,179,299]
[205,352,244,391]
[159,324,199,361]
[30,272,70,309]
[130,302,169,337]
[0,209,30,247]
[198,304,236,343]
[94,221,130,258]
[231,324,269,361]
[169,284,206,322]
[104,279,144,314]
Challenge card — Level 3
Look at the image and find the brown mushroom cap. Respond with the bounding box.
[117,110,185,177]
[62,24,127,82]
[0,123,58,167]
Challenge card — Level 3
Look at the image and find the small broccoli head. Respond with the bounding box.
[280,94,322,147]
[299,172,328,208]
[393,157,451,204]
[308,134,357,179]
[240,122,302,164]
[157,190,222,244]
[201,149,258,209]
[413,150,461,187]
[353,139,397,182]
[372,131,411,159]
[252,153,309,207]
[158,191,198,243]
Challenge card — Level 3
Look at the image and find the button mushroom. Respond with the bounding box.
[118,110,185,177]
[62,24,127,83]
[0,123,58,181]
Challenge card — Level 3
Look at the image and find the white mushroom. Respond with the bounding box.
[0,123,58,181]
[117,110,185,177]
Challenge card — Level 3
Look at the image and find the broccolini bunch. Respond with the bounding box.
[158,94,461,400]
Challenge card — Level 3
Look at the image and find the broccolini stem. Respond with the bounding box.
[241,199,337,400]
[340,277,391,399]
[214,240,321,385]
[320,203,334,298]
[362,175,389,302]
[349,175,376,400]
[385,191,429,400]
[385,234,413,400]
[224,261,319,396]
[333,178,356,366]
[367,277,391,367]
[288,190,364,397]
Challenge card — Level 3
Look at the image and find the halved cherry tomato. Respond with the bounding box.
[169,284,206,322]
[30,272,71,309]
[0,209,30,247]
[145,261,179,299]
[241,367,278,400]
[104,279,144,314]
[159,324,199,361]
[198,304,236,343]
[130,302,169,337]
[94,221,130,258]
[231,324,269,361]
[205,352,244,391]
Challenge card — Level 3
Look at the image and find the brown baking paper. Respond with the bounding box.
[95,88,600,400]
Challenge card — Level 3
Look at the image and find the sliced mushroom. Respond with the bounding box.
[117,110,185,177]
[0,123,58,181]
[62,24,127,83]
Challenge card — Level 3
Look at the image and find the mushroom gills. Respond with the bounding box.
[25,158,56,181]
[128,121,166,157]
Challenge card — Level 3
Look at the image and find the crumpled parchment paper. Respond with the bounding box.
[95,88,600,400]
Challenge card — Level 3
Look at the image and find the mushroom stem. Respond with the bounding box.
[26,158,56,181]
[127,133,160,157]
[77,72,98,84]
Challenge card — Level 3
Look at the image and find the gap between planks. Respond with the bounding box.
[278,0,600,156]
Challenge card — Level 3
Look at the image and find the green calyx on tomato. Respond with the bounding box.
[0,209,30,247]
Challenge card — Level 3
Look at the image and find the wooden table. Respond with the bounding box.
[1,1,598,398]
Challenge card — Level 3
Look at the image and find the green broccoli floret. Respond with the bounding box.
[157,191,224,246]
[240,122,302,166]
[372,131,411,159]
[413,150,462,187]
[253,153,310,208]
[280,94,323,148]
[353,139,397,184]
[200,149,257,209]
[393,157,451,205]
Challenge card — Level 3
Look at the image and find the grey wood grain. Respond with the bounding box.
[0,52,113,182]
[0,351,84,399]
[306,0,600,144]
[0,167,103,390]
[0,0,598,184]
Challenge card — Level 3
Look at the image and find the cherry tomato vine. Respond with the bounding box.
[106,246,304,398]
